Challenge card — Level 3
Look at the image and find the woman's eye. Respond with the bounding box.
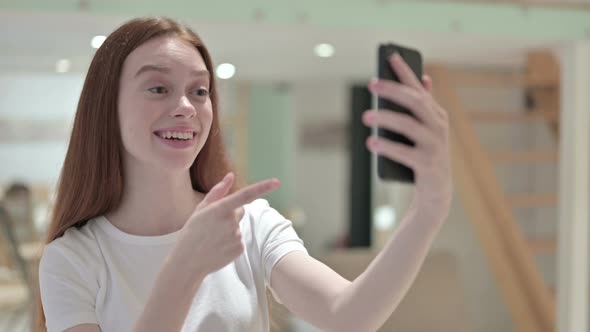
[148,86,168,94]
[193,88,209,97]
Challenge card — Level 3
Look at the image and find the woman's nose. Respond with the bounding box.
[171,95,196,119]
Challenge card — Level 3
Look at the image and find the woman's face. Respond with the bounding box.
[117,36,213,173]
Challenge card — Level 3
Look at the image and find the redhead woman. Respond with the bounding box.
[37,17,452,332]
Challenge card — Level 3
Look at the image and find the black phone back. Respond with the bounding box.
[376,43,423,183]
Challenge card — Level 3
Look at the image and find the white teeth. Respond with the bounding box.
[157,131,194,140]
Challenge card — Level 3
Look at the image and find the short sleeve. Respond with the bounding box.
[39,243,99,331]
[247,199,309,303]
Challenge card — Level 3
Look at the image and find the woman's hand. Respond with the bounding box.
[363,52,453,223]
[174,173,280,278]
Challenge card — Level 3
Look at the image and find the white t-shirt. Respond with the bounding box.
[39,199,308,332]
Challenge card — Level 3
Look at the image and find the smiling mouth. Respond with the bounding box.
[153,131,197,140]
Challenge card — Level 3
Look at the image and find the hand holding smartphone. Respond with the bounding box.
[375,43,423,183]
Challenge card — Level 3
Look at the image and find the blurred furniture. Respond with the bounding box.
[0,203,38,331]
[2,183,38,243]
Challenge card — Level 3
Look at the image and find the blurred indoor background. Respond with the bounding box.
[0,0,589,331]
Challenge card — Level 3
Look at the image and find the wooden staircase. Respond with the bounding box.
[428,50,560,332]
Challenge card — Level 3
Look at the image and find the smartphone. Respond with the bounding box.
[375,43,423,183]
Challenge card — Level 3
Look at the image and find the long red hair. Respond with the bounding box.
[35,17,242,331]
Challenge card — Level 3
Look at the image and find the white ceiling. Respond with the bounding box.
[0,11,575,82]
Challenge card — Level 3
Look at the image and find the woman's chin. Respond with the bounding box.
[150,151,199,172]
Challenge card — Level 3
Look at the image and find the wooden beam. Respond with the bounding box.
[526,51,560,88]
[526,50,561,138]
[489,150,558,164]
[468,110,559,123]
[450,70,527,87]
[528,237,557,255]
[508,193,558,208]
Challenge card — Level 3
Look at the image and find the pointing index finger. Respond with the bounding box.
[215,178,281,212]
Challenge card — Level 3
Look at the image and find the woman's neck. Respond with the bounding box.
[106,163,204,237]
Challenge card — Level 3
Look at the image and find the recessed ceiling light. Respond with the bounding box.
[55,59,71,73]
[314,43,335,58]
[91,35,106,49]
[216,63,236,79]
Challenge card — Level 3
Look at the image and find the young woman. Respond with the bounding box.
[37,16,452,332]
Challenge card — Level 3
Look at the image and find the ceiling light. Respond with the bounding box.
[91,35,106,49]
[216,63,236,79]
[314,43,335,58]
[55,59,71,73]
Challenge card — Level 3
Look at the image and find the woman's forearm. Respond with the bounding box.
[132,250,207,332]
[331,204,445,332]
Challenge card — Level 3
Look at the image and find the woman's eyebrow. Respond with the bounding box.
[134,64,209,78]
